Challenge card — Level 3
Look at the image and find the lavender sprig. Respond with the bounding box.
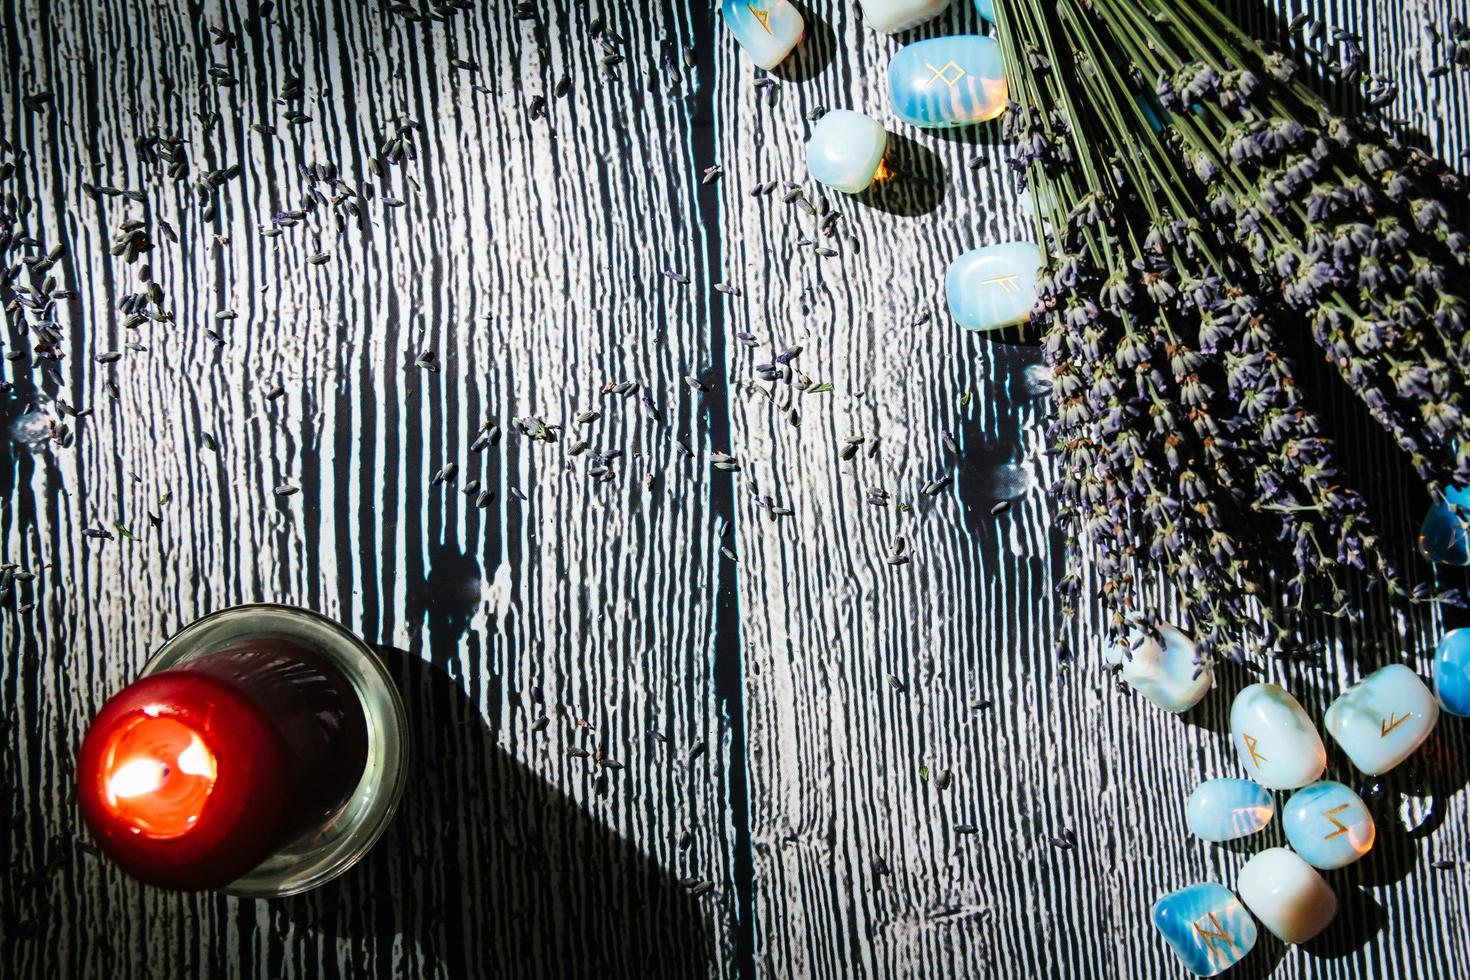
[992,0,1460,665]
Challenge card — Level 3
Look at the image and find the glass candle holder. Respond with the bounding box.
[77,604,408,896]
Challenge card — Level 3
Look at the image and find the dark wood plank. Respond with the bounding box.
[1,1,738,977]
[714,0,1470,977]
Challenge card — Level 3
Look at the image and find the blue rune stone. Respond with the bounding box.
[1104,623,1212,712]
[887,35,1008,129]
[1151,882,1257,976]
[1228,683,1325,790]
[946,241,1041,331]
[859,0,950,34]
[1282,781,1375,870]
[1435,628,1470,717]
[973,0,995,23]
[1419,485,1470,566]
[722,0,804,70]
[806,110,889,194]
[1185,778,1273,842]
[1324,663,1439,776]
[1237,848,1337,944]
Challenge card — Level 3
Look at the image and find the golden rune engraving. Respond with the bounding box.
[980,274,1022,293]
[1194,912,1235,953]
[922,60,967,89]
[1243,733,1267,768]
[1322,803,1353,840]
[748,4,773,34]
[1380,711,1412,737]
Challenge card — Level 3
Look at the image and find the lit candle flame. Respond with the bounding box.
[98,716,221,842]
[108,757,169,799]
[106,733,216,800]
[176,733,217,779]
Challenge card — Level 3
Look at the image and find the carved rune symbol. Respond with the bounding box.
[1194,912,1235,953]
[923,60,967,88]
[1322,803,1353,841]
[1243,733,1267,768]
[1380,711,1411,737]
[749,4,773,33]
[980,274,1022,293]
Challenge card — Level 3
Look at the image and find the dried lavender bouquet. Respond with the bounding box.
[990,0,1469,665]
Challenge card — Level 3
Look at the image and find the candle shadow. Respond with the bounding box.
[275,646,715,979]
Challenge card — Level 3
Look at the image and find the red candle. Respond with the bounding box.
[78,639,368,891]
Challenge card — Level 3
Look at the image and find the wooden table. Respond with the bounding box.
[3,0,1467,976]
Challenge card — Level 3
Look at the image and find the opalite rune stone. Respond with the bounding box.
[1186,778,1274,842]
[1151,882,1257,977]
[1236,848,1337,944]
[946,241,1042,332]
[973,0,996,24]
[1104,624,1212,713]
[1324,664,1439,775]
[888,36,1008,129]
[1419,485,1470,565]
[722,0,804,70]
[1229,684,1326,790]
[1282,781,1375,870]
[858,0,950,34]
[1435,628,1470,717]
[805,110,888,194]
